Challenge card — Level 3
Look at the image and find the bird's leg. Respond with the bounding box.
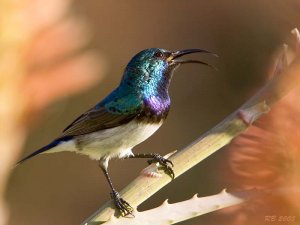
[98,160,134,217]
[127,153,174,179]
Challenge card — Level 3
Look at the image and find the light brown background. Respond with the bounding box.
[8,1,300,224]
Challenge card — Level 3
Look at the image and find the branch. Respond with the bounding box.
[103,189,260,225]
[82,28,300,225]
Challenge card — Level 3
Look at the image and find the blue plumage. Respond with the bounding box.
[17,48,216,216]
[17,137,72,165]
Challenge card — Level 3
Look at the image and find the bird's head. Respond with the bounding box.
[121,48,216,95]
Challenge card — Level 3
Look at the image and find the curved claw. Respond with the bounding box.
[164,158,174,167]
[111,191,134,217]
[163,164,175,179]
[147,154,175,179]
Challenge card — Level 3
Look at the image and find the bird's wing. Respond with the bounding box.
[59,100,142,138]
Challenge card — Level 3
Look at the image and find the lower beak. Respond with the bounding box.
[167,48,218,69]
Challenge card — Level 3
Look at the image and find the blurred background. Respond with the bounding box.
[3,0,300,224]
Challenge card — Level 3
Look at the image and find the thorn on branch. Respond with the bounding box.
[238,101,270,125]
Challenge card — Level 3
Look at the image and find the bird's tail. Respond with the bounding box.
[16,139,62,166]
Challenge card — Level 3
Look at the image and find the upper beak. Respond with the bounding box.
[167,48,218,69]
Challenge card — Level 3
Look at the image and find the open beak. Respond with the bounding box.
[167,48,218,69]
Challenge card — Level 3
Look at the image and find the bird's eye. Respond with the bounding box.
[154,52,164,58]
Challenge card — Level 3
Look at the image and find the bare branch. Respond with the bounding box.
[103,189,261,225]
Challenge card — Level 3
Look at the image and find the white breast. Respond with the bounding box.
[48,120,162,161]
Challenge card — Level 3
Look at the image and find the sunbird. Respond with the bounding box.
[18,48,216,216]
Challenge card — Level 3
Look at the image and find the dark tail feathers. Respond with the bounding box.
[16,139,62,166]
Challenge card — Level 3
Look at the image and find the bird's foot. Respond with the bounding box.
[147,153,175,179]
[111,190,134,217]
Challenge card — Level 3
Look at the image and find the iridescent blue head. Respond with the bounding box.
[116,48,216,121]
[121,48,215,96]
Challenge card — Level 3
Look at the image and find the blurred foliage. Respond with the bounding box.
[5,0,300,225]
[1,0,105,224]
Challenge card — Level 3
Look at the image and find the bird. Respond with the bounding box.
[17,48,216,216]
